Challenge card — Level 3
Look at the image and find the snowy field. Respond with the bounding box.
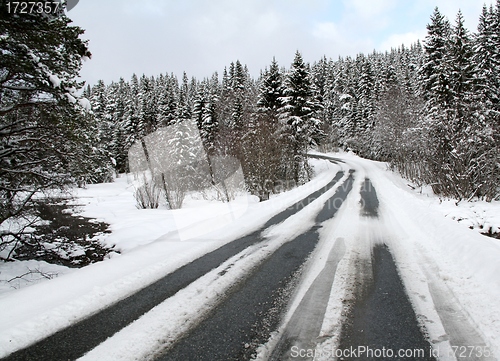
[0,153,499,359]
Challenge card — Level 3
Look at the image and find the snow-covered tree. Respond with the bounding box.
[109,78,129,173]
[0,5,94,245]
[192,78,219,155]
[156,74,177,127]
[420,7,452,111]
[448,10,476,119]
[137,74,157,135]
[279,51,321,183]
[474,4,500,112]
[175,72,192,123]
[123,73,140,150]
[257,57,284,116]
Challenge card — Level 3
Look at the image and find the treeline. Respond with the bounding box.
[87,6,499,202]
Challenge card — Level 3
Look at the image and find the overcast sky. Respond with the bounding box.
[69,0,494,86]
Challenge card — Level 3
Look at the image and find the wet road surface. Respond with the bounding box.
[338,244,436,361]
[2,171,345,361]
[338,178,435,361]
[156,172,355,360]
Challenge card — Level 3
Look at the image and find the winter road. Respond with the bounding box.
[2,154,496,360]
[3,162,347,361]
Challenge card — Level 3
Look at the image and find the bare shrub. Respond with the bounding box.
[134,176,161,209]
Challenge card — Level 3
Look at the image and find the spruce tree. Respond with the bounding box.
[279,51,320,183]
[0,3,95,231]
[137,74,157,135]
[419,8,454,195]
[474,4,500,111]
[449,10,476,119]
[257,57,284,116]
[420,7,452,111]
[175,72,192,123]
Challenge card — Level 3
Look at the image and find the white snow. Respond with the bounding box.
[437,199,500,236]
[48,74,61,88]
[66,93,77,103]
[1,153,499,359]
[78,97,92,111]
[0,260,74,294]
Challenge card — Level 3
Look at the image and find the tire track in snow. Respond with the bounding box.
[1,170,345,361]
[268,237,346,360]
[338,178,436,361]
[154,172,355,361]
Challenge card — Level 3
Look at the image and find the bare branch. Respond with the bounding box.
[7,268,58,284]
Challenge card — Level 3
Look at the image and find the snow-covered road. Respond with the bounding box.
[306,155,500,361]
[1,153,499,360]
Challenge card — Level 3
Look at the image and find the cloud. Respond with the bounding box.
[344,0,397,19]
[411,0,495,30]
[380,31,426,51]
[312,22,339,40]
[122,0,168,17]
[70,0,495,86]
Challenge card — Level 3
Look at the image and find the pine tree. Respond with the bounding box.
[109,78,128,172]
[420,7,452,111]
[449,10,476,119]
[257,57,284,116]
[419,8,455,194]
[191,78,219,156]
[123,74,140,150]
[279,51,320,183]
[474,4,500,111]
[137,74,157,135]
[335,56,360,150]
[175,72,192,123]
[228,60,250,131]
[355,54,377,156]
[157,74,179,127]
[0,3,95,232]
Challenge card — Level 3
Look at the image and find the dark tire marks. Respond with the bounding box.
[269,238,346,361]
[339,244,436,361]
[156,173,356,360]
[360,178,379,218]
[1,170,346,361]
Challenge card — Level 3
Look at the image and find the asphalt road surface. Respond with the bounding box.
[2,169,345,361]
[338,178,435,361]
[156,172,355,360]
[3,162,446,361]
[338,244,436,361]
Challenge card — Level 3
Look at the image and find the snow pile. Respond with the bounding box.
[437,199,500,237]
